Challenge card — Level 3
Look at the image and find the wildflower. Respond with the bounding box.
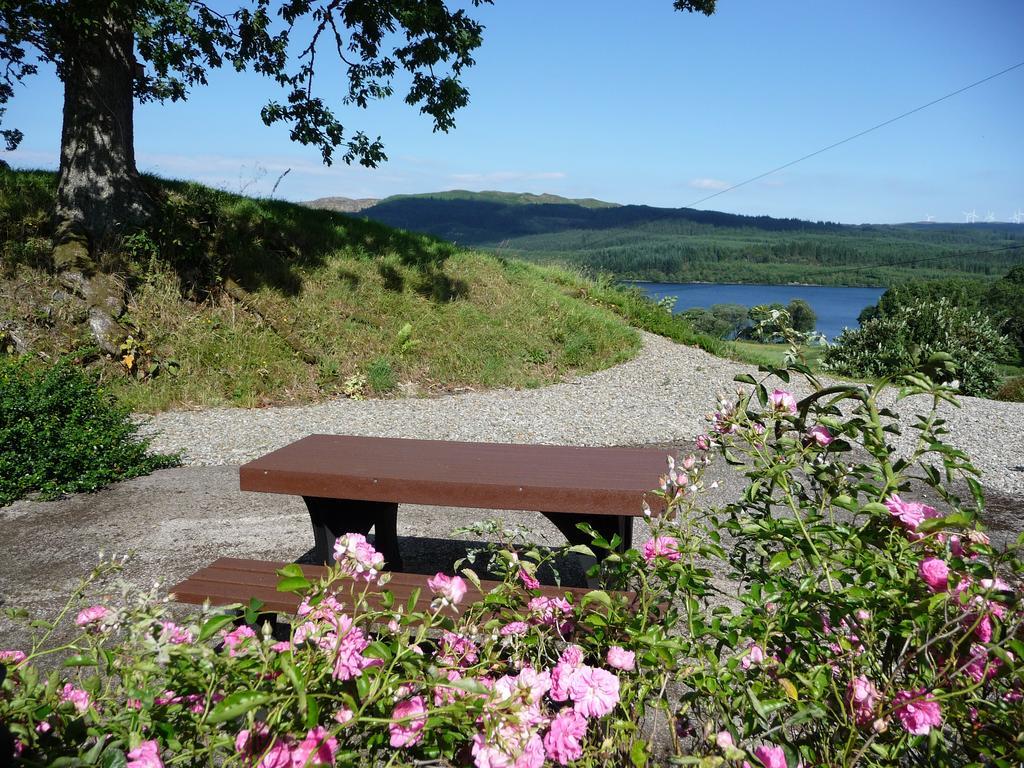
[753,744,788,768]
[543,709,587,765]
[568,665,620,718]
[893,689,942,735]
[606,646,635,671]
[962,644,1004,683]
[716,730,735,750]
[884,495,938,531]
[331,618,373,681]
[740,643,766,670]
[75,605,110,629]
[527,596,574,634]
[333,708,354,724]
[159,621,194,645]
[61,684,91,713]
[291,727,337,767]
[519,568,541,590]
[500,621,529,637]
[918,558,950,592]
[0,650,26,665]
[846,676,879,725]
[642,536,681,564]
[428,572,468,608]
[126,741,164,768]
[807,425,833,446]
[333,533,385,582]
[695,434,711,451]
[769,388,797,415]
[222,625,257,657]
[438,631,479,667]
[389,696,427,748]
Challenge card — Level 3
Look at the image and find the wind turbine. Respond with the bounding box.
[1012,210,1024,224]
[963,210,978,224]
[925,214,935,222]
[985,211,996,223]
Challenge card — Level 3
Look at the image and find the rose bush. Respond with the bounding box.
[2,358,1022,767]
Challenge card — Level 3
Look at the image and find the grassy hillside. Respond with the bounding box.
[350,194,1024,287]
[1,170,656,412]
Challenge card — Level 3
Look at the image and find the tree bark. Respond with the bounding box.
[52,13,149,355]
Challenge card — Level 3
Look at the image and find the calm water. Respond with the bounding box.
[630,282,885,340]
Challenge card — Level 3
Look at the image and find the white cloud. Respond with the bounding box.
[449,170,567,183]
[688,177,731,191]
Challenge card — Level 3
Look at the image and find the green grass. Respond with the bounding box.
[1,169,643,412]
[725,340,826,370]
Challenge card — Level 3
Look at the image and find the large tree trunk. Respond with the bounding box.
[53,14,149,355]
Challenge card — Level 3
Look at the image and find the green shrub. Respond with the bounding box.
[0,357,179,505]
[995,375,1024,403]
[823,297,1009,396]
[365,356,396,393]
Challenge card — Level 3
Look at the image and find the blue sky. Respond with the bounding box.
[5,0,1023,223]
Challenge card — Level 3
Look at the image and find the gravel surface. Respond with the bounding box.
[144,332,1024,496]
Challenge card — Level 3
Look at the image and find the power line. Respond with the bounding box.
[683,60,1024,210]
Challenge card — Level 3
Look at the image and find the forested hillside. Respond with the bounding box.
[333,193,1024,286]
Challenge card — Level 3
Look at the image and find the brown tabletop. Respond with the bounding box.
[240,435,670,516]
[239,435,674,569]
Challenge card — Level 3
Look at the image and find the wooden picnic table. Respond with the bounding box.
[239,435,669,570]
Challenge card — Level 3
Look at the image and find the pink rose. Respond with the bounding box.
[918,558,949,592]
[159,621,194,645]
[543,709,587,765]
[716,730,735,750]
[290,727,337,767]
[518,568,541,590]
[75,605,110,629]
[333,533,385,581]
[846,676,879,725]
[769,389,797,415]
[0,650,27,666]
[126,740,164,768]
[606,646,635,671]
[753,744,788,768]
[807,425,833,446]
[427,572,468,607]
[695,434,711,451]
[389,696,427,748]
[333,707,354,724]
[61,684,91,714]
[884,495,938,531]
[741,643,765,670]
[332,619,372,681]
[500,621,529,637]
[642,536,681,565]
[568,665,620,718]
[893,689,942,735]
[222,625,257,657]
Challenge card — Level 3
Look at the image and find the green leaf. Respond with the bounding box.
[278,653,306,716]
[768,551,793,572]
[198,614,237,642]
[276,563,305,579]
[629,739,649,768]
[207,690,276,724]
[581,590,612,609]
[276,576,312,593]
[734,373,756,385]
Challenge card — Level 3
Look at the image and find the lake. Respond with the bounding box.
[630,282,885,340]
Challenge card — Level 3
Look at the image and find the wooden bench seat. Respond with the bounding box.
[171,557,597,614]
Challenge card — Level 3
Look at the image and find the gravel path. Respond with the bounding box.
[144,332,1024,496]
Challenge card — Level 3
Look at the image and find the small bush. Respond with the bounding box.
[0,357,179,505]
[995,375,1024,403]
[365,355,396,393]
[823,297,1009,396]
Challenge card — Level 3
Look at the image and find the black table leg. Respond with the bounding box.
[542,513,634,558]
[302,497,403,570]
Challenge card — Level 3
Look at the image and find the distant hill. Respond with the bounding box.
[324,191,1024,287]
